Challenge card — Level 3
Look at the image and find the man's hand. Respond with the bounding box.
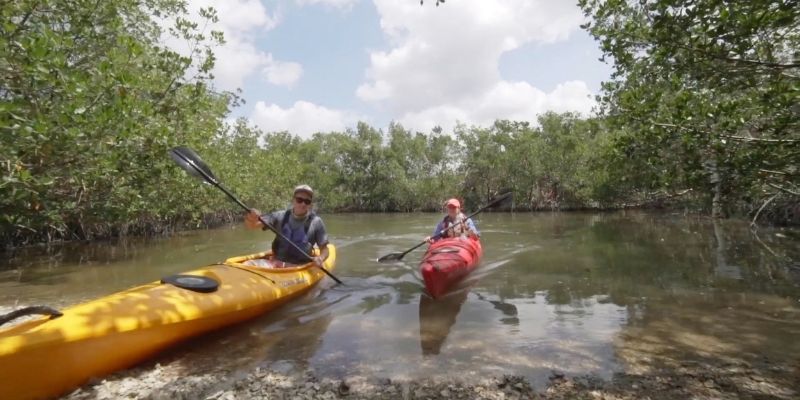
[244,209,262,229]
[311,256,324,268]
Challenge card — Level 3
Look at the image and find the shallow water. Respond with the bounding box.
[2,211,799,389]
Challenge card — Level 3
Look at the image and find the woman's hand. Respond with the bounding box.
[425,236,434,243]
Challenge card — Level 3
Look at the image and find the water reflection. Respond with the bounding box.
[713,219,743,280]
[418,288,522,356]
[418,289,469,355]
[474,291,519,325]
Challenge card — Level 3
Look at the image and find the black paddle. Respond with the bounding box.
[169,146,343,285]
[377,191,512,263]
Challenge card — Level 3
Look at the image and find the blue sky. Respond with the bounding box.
[181,0,612,138]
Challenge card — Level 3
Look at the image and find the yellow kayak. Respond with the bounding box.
[0,246,336,400]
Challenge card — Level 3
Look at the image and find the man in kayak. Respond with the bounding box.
[425,198,480,243]
[244,184,329,268]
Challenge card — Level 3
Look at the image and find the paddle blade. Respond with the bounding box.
[377,252,405,263]
[170,146,218,185]
[488,191,513,207]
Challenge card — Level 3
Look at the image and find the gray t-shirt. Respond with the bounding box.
[262,210,329,249]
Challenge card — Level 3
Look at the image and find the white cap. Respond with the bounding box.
[293,184,314,198]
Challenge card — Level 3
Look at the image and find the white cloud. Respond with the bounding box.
[358,0,595,132]
[211,0,279,32]
[162,0,301,90]
[296,0,359,10]
[544,81,597,112]
[395,105,470,133]
[355,79,392,102]
[251,101,360,138]
[397,81,594,133]
[263,55,303,87]
[211,40,271,90]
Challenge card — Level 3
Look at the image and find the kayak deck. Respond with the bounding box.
[420,237,482,298]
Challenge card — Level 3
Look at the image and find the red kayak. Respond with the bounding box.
[420,237,483,298]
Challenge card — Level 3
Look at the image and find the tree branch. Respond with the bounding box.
[750,192,778,227]
[716,55,800,69]
[671,37,800,70]
[759,169,796,176]
[9,1,39,40]
[767,183,800,196]
[624,114,800,145]
[720,134,800,143]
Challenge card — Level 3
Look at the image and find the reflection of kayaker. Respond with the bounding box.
[0,248,336,400]
[418,288,470,355]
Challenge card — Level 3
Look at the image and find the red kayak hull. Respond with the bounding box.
[420,237,483,298]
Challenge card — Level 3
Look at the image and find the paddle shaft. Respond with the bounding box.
[171,150,342,284]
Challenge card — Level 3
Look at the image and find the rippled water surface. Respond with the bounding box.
[2,211,799,388]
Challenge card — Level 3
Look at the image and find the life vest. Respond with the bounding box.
[271,210,316,264]
[440,212,468,238]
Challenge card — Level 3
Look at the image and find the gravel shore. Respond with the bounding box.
[65,356,798,400]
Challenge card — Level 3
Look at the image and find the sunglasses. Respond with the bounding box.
[294,196,312,205]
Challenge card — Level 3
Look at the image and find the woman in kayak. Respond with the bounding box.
[425,198,480,243]
[244,184,329,268]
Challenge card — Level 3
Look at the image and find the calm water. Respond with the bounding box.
[1,212,799,388]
